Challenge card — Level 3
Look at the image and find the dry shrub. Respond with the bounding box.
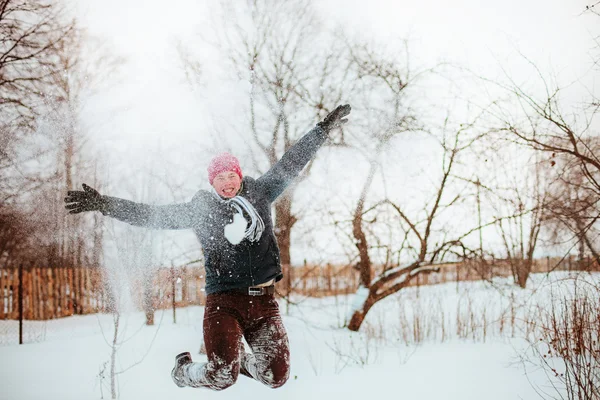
[394,290,515,345]
[529,280,600,399]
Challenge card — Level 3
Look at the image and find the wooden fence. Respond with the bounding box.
[0,266,109,321]
[129,267,206,311]
[286,255,599,297]
[0,265,206,322]
[2,255,597,321]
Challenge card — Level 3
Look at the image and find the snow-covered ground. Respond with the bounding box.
[2,272,595,400]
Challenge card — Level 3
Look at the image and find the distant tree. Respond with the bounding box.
[490,152,548,287]
[544,159,600,269]
[0,0,76,267]
[0,0,74,200]
[43,28,123,269]
[0,1,124,271]
[489,61,599,269]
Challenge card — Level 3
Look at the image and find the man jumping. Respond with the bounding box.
[64,104,351,390]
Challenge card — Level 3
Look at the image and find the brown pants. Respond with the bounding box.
[184,291,290,390]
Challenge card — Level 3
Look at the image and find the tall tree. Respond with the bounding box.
[333,40,489,331]
[0,0,76,268]
[187,0,352,294]
[43,29,123,268]
[0,0,74,201]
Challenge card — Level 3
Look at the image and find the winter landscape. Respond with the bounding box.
[1,0,599,399]
[1,272,598,400]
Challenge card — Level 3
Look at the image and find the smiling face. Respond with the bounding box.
[212,170,242,198]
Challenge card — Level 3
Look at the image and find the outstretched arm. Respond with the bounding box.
[257,104,351,202]
[64,184,205,230]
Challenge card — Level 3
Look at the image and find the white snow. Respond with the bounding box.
[224,212,247,245]
[1,272,593,400]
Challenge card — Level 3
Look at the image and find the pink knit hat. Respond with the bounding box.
[207,153,243,184]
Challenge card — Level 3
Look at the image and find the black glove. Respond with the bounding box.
[317,104,351,133]
[64,183,106,214]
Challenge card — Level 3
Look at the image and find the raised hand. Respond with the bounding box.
[317,104,351,133]
[64,183,106,214]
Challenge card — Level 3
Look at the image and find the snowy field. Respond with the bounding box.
[1,272,595,400]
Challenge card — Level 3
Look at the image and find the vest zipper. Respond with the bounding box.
[247,245,254,286]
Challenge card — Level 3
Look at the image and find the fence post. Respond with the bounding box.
[171,266,176,324]
[0,269,4,320]
[19,264,23,345]
[456,263,460,293]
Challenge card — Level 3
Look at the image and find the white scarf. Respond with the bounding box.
[211,188,264,243]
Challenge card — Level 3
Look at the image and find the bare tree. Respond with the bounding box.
[487,55,600,271]
[544,162,600,269]
[0,0,124,280]
[347,126,486,331]
[491,155,548,287]
[188,0,353,296]
[45,29,123,269]
[342,39,419,309]
[0,0,77,270]
[0,0,74,199]
[332,40,488,331]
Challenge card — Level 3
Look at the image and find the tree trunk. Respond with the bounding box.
[347,290,376,332]
[111,312,120,400]
[583,233,600,271]
[274,191,297,293]
[353,211,372,287]
[142,270,154,326]
[514,259,531,289]
[353,160,378,287]
[346,160,379,331]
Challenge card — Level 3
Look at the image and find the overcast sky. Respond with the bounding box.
[69,0,599,265]
[75,0,597,155]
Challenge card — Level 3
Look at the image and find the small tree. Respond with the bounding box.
[486,150,549,287]
[347,122,486,331]
[527,279,600,399]
[333,40,488,331]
